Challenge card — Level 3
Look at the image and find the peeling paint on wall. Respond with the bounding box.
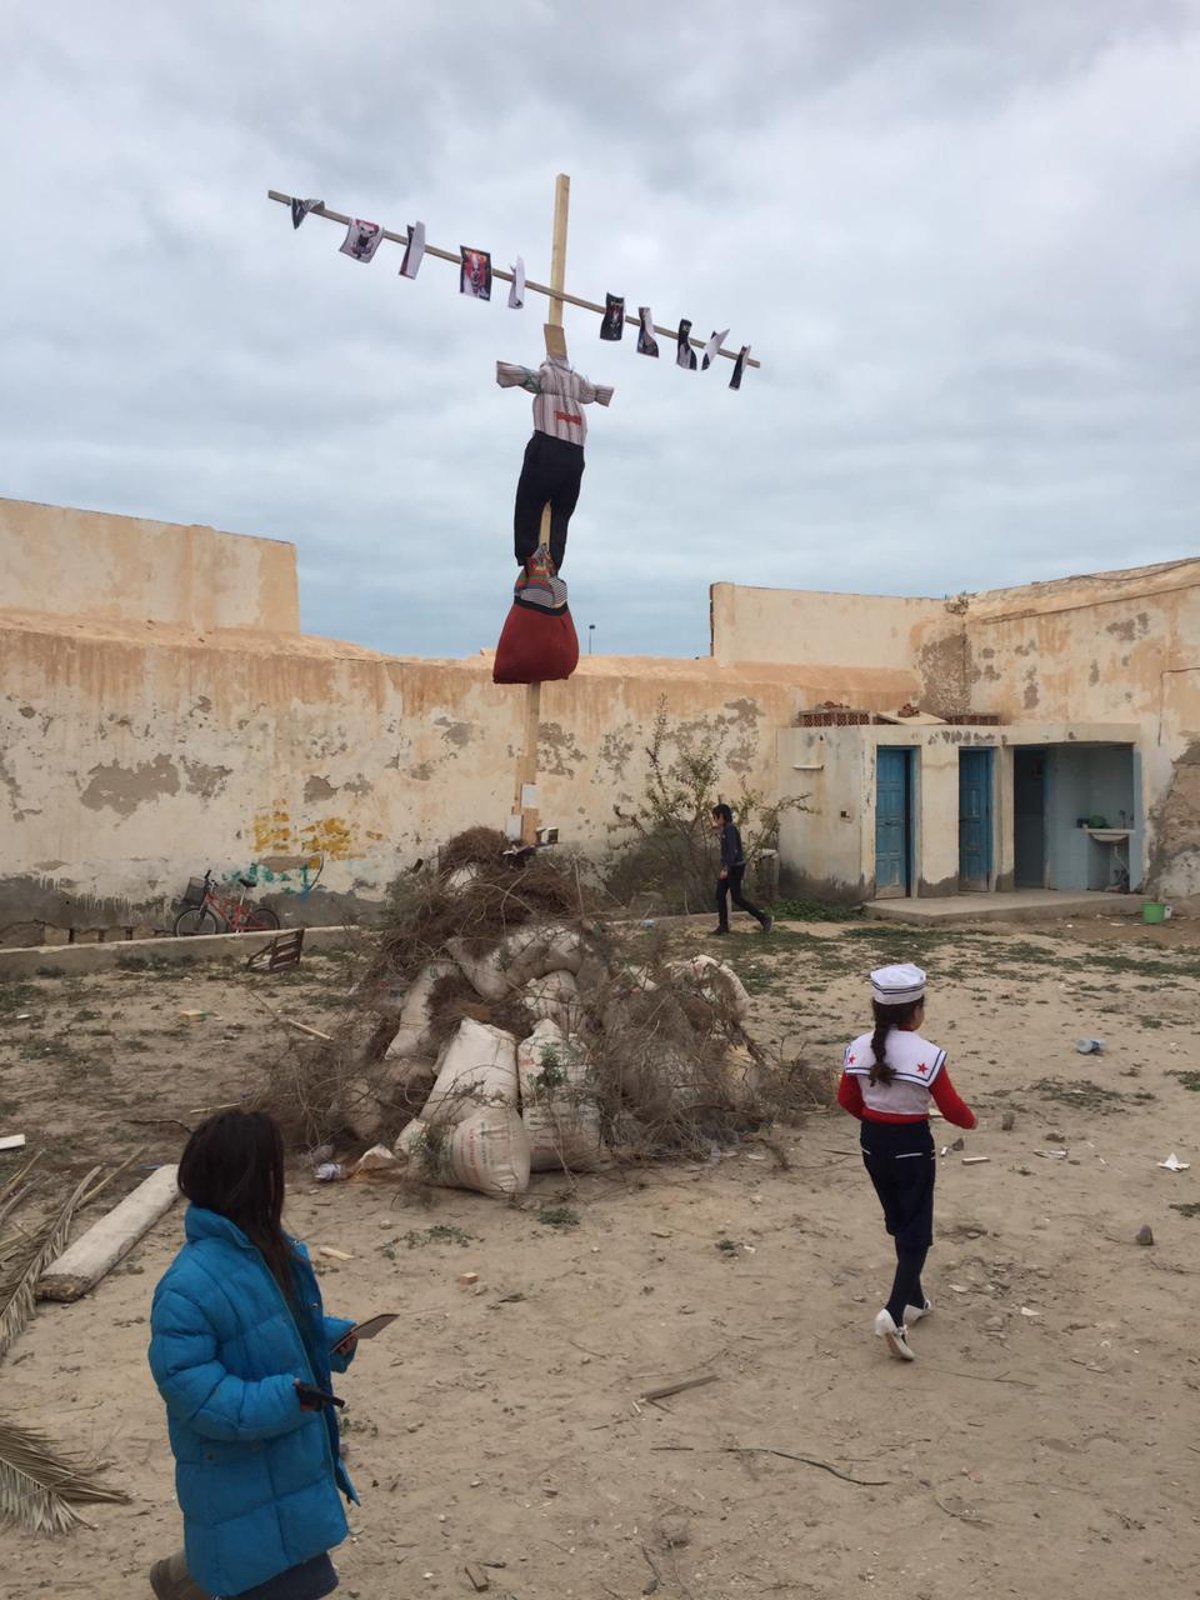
[80,755,181,816]
[182,758,233,799]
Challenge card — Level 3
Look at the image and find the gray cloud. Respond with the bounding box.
[3,1,1197,657]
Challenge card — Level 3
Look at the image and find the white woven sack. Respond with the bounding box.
[517,1019,603,1172]
[444,1106,531,1198]
[418,1017,519,1127]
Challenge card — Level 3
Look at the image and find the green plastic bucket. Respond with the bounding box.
[1142,901,1166,924]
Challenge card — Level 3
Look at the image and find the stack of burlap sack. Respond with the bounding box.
[371,920,755,1199]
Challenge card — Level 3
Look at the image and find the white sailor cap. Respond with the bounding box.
[870,962,926,1007]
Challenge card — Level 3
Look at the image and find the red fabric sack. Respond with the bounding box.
[493,603,580,684]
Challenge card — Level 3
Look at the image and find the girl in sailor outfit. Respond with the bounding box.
[838,964,976,1361]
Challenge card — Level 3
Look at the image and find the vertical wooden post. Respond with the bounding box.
[511,174,570,847]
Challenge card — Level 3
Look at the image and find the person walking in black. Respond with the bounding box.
[709,804,772,936]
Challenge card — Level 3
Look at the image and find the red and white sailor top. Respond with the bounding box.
[838,1029,976,1128]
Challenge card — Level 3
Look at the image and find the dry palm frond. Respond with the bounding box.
[0,1151,42,1207]
[0,1167,99,1361]
[0,1417,128,1534]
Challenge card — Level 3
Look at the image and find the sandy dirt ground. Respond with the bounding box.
[1,916,1198,1599]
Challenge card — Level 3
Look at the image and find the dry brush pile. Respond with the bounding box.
[264,829,832,1198]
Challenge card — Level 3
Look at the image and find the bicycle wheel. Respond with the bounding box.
[244,906,281,932]
[174,906,220,937]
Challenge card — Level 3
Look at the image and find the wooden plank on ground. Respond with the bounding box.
[38,1164,180,1302]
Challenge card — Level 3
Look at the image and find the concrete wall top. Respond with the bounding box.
[710,581,946,672]
[959,557,1200,622]
[0,498,301,635]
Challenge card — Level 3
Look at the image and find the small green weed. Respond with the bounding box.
[1170,1071,1200,1092]
[1030,1077,1155,1113]
[771,898,862,924]
[0,982,37,1016]
[401,1224,474,1248]
[538,1205,580,1229]
[1170,1202,1200,1219]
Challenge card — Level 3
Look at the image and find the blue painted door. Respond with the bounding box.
[958,748,994,891]
[875,747,911,898]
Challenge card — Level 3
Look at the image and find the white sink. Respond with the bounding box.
[1086,828,1131,843]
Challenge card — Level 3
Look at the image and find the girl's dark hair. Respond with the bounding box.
[869,998,924,1086]
[178,1110,296,1298]
[711,803,733,823]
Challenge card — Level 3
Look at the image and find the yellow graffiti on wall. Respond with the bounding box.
[251,803,380,862]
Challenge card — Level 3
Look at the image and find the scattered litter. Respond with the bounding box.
[14,1013,32,1021]
[315,1162,347,1183]
[0,1134,27,1153]
[317,1245,354,1262]
[464,1564,491,1592]
[458,1271,480,1288]
[1001,1110,1016,1132]
[351,1144,398,1176]
[1075,1039,1104,1055]
[283,1018,333,1042]
[1158,1153,1190,1173]
[640,1371,719,1404]
[1019,1306,1040,1318]
[180,1009,210,1022]
[1035,1149,1069,1160]
[247,927,305,973]
[949,1284,969,1294]
[961,1156,990,1166]
[1136,1224,1154,1246]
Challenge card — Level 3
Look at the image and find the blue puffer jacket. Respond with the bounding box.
[148,1207,357,1598]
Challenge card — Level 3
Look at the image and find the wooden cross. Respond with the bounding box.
[268,180,760,850]
[511,172,570,849]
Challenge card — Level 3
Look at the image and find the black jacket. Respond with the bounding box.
[719,822,745,870]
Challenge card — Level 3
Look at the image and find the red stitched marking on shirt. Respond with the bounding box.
[555,410,583,425]
[916,1061,929,1075]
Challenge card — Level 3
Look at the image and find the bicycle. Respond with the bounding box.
[173,869,281,937]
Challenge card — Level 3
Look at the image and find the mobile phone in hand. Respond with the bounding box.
[296,1381,345,1410]
[332,1313,399,1351]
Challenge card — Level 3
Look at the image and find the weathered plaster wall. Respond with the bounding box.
[913,560,1200,897]
[710,582,943,681]
[0,498,300,634]
[0,608,874,937]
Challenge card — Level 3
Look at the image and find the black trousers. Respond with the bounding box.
[716,864,767,929]
[859,1119,935,1252]
[513,433,585,572]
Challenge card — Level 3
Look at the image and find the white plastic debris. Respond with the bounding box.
[1158,1153,1190,1172]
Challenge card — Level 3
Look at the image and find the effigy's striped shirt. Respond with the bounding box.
[496,358,614,445]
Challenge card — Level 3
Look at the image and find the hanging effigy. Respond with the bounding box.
[490,355,613,684]
[268,181,761,844]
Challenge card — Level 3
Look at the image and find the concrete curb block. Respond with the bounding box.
[864,897,1146,927]
[0,924,366,978]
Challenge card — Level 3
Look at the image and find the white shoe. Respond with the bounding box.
[904,1298,933,1325]
[873,1308,916,1361]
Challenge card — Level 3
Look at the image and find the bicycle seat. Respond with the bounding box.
[238,876,256,889]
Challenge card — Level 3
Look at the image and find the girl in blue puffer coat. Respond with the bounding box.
[148,1111,359,1600]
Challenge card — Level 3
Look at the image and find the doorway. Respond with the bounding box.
[875,746,914,898]
[958,748,994,891]
[1013,748,1046,888]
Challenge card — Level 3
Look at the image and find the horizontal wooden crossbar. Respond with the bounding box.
[267,190,761,369]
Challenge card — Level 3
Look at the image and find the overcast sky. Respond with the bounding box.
[4,2,1198,657]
